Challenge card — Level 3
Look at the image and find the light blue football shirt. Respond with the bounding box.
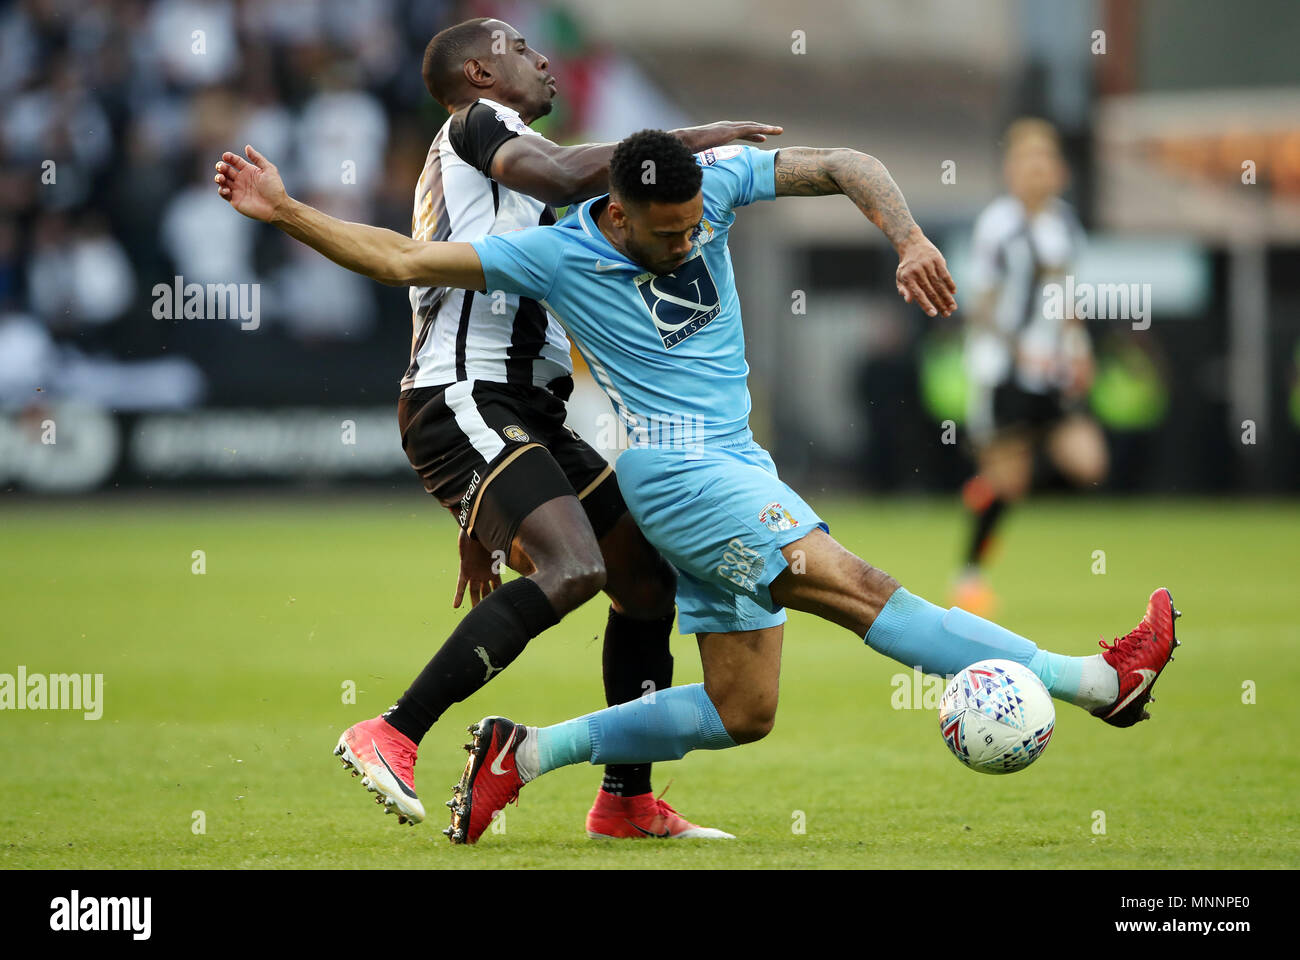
[471,145,777,447]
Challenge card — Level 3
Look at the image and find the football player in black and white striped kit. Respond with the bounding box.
[329,17,781,838]
[955,119,1108,615]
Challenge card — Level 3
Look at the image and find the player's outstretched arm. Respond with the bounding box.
[773,146,957,317]
[215,145,485,290]
[492,121,783,207]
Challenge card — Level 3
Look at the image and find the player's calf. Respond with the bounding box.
[698,625,783,744]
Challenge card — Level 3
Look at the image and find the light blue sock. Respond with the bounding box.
[535,682,735,774]
[865,587,1085,702]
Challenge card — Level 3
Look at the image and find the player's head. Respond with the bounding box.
[1002,117,1068,209]
[422,18,556,119]
[607,130,704,276]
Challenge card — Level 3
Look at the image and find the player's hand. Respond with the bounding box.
[676,121,784,150]
[453,527,503,609]
[895,229,958,318]
[214,145,288,223]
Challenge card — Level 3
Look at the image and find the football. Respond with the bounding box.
[938,659,1056,774]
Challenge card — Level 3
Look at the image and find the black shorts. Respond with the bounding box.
[398,380,625,556]
[990,382,1070,438]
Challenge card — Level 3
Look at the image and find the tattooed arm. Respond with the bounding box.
[773,147,957,317]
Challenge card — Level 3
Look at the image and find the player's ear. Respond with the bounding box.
[464,57,493,89]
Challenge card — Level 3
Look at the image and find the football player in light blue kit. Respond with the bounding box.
[215,132,1179,844]
[479,138,830,641]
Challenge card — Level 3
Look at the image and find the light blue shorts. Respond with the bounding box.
[614,430,827,635]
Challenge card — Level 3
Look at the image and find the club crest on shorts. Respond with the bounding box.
[502,424,529,443]
[759,501,799,533]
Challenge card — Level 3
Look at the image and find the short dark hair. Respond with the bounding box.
[609,130,702,206]
[422,18,493,109]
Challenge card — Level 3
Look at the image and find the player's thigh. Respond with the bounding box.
[615,443,821,634]
[698,623,785,743]
[768,527,900,636]
[508,493,603,577]
[399,382,603,578]
[596,508,677,620]
[977,433,1034,500]
[1046,414,1108,486]
[459,443,600,580]
[538,423,676,618]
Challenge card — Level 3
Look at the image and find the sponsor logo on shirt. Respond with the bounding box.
[634,254,722,349]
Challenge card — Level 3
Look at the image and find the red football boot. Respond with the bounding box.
[586,785,735,839]
[334,716,424,825]
[445,716,528,845]
[1092,587,1181,727]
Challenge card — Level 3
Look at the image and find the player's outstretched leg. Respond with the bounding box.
[445,626,780,844]
[334,493,601,825]
[769,528,1180,725]
[446,688,742,845]
[953,473,1007,616]
[447,696,742,845]
[587,512,732,840]
[953,434,1033,616]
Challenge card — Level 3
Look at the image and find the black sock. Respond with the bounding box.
[383,578,559,744]
[600,607,675,797]
[966,496,1006,568]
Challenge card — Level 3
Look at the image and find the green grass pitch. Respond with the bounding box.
[2,495,1297,869]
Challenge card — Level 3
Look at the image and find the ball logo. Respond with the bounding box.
[502,425,529,443]
[938,659,1055,775]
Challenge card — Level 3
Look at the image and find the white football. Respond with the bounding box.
[938,659,1055,774]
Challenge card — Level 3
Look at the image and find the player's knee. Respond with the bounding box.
[850,558,900,611]
[996,472,1032,501]
[727,709,776,745]
[562,558,608,606]
[872,565,902,598]
[1074,464,1107,488]
[719,695,778,745]
[1075,452,1109,487]
[535,555,607,614]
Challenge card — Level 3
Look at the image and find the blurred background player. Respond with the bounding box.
[954,118,1109,616]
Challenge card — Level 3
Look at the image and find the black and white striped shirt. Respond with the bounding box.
[401,98,573,391]
[965,195,1085,395]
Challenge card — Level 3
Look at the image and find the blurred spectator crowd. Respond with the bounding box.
[0,0,610,409]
